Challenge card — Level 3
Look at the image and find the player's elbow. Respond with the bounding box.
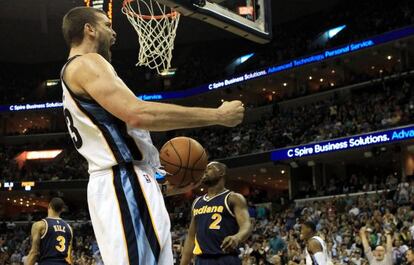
[125,112,154,129]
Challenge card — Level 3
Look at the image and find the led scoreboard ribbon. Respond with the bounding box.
[271,125,414,161]
[1,26,414,113]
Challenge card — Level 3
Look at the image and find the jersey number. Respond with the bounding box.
[64,108,83,149]
[209,213,222,230]
[55,236,66,252]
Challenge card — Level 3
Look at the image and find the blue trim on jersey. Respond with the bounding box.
[119,165,157,265]
[77,101,134,162]
[126,163,161,260]
[113,166,140,264]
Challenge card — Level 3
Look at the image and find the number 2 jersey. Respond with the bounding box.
[192,189,239,256]
[39,218,73,264]
[61,55,164,174]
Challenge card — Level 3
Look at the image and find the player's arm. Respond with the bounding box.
[307,239,326,265]
[221,193,252,251]
[26,221,46,265]
[180,214,196,265]
[69,54,244,131]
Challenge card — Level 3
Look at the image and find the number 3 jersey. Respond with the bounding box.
[39,218,73,264]
[192,189,239,256]
[61,55,164,174]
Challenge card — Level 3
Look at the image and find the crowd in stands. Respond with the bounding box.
[1,75,414,183]
[177,76,414,158]
[2,176,414,264]
[0,0,413,105]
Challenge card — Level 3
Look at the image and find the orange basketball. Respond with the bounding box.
[159,137,208,187]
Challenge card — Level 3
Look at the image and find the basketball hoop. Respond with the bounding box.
[122,0,180,74]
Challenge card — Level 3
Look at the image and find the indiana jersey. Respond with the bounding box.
[61,55,163,174]
[192,190,239,256]
[39,218,73,264]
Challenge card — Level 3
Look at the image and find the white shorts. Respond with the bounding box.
[87,163,173,265]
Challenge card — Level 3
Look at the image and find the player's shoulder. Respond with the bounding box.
[31,219,47,234]
[308,237,323,251]
[192,195,204,206]
[66,53,110,75]
[227,191,247,204]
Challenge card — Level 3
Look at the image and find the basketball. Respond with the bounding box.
[159,137,208,187]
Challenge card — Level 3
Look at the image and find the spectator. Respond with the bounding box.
[359,226,393,265]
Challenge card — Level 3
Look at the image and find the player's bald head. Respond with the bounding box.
[207,161,227,176]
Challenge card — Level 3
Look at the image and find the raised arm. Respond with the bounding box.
[221,193,252,251]
[359,227,371,253]
[385,230,393,253]
[26,221,46,265]
[180,214,196,265]
[65,54,244,131]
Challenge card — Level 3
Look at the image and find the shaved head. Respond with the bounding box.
[207,161,227,176]
[202,161,228,187]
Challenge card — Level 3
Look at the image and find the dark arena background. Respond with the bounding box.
[1,0,414,264]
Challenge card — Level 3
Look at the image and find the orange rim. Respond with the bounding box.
[122,0,180,20]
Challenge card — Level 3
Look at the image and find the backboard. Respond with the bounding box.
[157,0,272,43]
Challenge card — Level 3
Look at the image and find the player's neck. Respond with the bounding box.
[47,211,61,219]
[69,42,99,58]
[206,185,226,198]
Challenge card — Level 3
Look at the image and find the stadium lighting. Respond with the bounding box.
[320,78,324,82]
[239,53,254,64]
[46,79,59,87]
[387,55,392,60]
[328,25,347,39]
[309,76,313,80]
[283,83,287,87]
[159,68,177,76]
[26,150,62,160]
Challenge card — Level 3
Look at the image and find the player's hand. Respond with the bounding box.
[221,235,241,252]
[359,226,367,235]
[217,101,244,127]
[162,180,202,197]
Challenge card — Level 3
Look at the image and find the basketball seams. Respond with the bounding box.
[159,158,205,171]
[159,137,208,187]
[191,148,206,183]
[179,138,193,187]
[167,141,183,176]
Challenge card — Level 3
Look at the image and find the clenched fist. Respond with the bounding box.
[217,100,245,127]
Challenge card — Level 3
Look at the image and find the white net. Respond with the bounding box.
[122,0,180,74]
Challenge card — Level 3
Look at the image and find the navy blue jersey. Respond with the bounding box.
[39,218,73,264]
[192,190,239,256]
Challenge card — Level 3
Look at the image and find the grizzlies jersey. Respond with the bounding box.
[39,218,73,264]
[61,55,163,174]
[192,190,239,256]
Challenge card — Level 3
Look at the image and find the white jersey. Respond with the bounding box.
[305,236,330,265]
[61,56,163,174]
